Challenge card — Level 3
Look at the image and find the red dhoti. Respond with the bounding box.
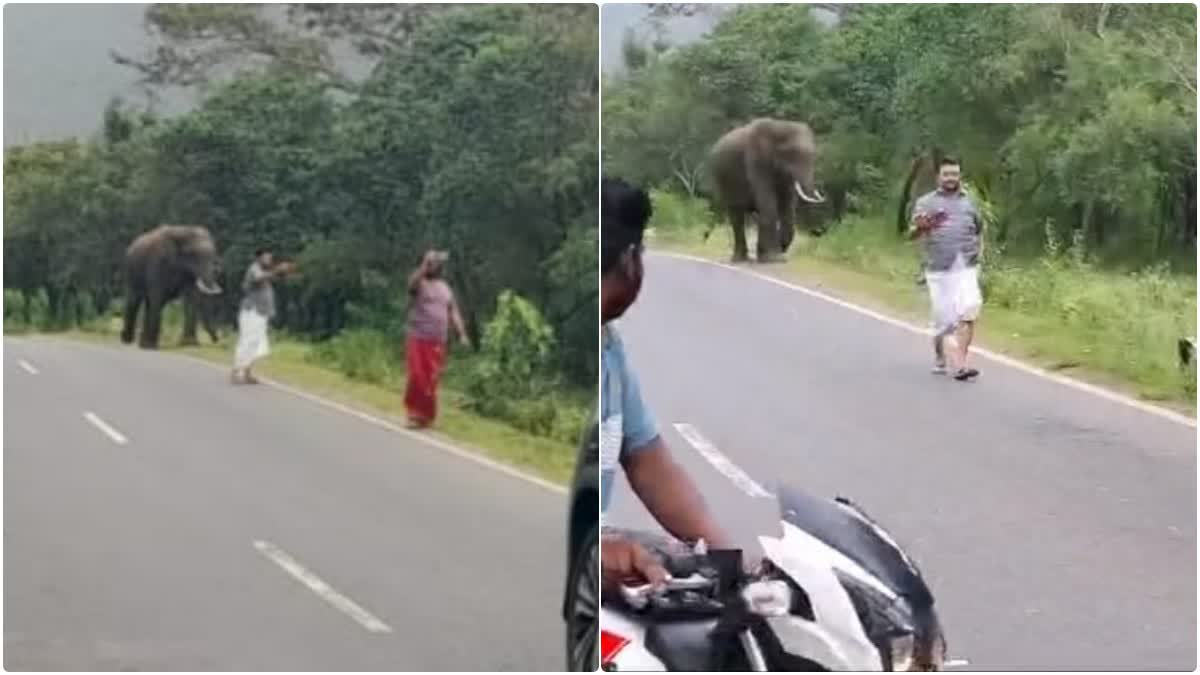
[404,337,445,425]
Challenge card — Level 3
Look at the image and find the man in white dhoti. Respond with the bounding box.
[232,247,292,384]
[909,157,984,381]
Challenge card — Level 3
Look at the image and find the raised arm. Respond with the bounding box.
[408,254,429,295]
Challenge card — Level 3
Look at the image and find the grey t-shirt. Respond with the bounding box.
[240,261,275,318]
[912,189,982,271]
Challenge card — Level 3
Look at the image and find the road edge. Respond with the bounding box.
[655,251,1197,430]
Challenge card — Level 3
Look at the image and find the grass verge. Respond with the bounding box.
[652,218,1196,413]
[53,326,577,486]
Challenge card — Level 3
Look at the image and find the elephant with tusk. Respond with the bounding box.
[704,118,826,263]
[121,225,224,350]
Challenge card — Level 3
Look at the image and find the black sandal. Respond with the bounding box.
[954,368,980,381]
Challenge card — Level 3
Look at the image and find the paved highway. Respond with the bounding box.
[4,337,565,671]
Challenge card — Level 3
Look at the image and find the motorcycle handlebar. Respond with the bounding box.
[619,572,714,608]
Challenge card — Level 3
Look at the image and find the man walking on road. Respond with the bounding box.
[600,177,731,589]
[232,247,293,385]
[404,249,469,430]
[910,157,984,381]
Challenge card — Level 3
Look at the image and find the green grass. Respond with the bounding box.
[652,210,1197,412]
[50,316,578,486]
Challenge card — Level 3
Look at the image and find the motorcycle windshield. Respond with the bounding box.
[775,485,933,611]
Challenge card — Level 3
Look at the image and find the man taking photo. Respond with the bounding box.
[909,157,984,381]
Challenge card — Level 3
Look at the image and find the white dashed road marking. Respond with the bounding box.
[673,422,774,499]
[83,412,128,445]
[18,359,38,374]
[945,658,971,668]
[253,540,393,634]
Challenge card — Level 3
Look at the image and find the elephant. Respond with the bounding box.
[705,118,826,263]
[120,225,224,350]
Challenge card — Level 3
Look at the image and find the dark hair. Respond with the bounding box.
[602,177,653,274]
[939,156,961,170]
[254,246,271,258]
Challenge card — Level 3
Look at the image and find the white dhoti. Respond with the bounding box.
[234,309,270,370]
[925,258,982,338]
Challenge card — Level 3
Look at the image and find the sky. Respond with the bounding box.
[2,3,731,146]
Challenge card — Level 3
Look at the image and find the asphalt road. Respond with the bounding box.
[4,337,565,671]
[604,253,1196,671]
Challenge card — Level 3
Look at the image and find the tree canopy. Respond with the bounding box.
[5,4,598,389]
[603,3,1196,266]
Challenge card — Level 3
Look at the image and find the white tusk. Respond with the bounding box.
[794,181,825,204]
[195,279,223,295]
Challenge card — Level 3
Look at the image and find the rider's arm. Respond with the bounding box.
[623,438,733,550]
[612,331,732,551]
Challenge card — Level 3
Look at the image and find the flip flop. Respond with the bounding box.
[953,368,980,381]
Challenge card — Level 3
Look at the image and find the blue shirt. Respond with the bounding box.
[600,323,659,515]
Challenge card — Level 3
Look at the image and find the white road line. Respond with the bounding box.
[83,412,128,445]
[253,540,393,634]
[255,376,568,495]
[17,359,38,374]
[945,658,971,668]
[657,252,1196,429]
[35,336,566,496]
[673,423,774,499]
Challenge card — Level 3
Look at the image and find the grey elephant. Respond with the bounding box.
[705,118,826,263]
[121,225,224,350]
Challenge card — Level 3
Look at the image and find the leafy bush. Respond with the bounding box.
[309,328,399,387]
[4,289,29,333]
[649,189,716,232]
[459,290,589,442]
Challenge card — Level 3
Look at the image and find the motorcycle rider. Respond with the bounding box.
[600,176,732,589]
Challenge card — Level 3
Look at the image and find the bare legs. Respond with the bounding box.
[936,322,978,380]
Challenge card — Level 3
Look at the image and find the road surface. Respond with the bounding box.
[4,337,565,671]
[604,253,1196,671]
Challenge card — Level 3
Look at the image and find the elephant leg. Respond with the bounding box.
[140,293,165,350]
[729,210,750,263]
[749,175,784,263]
[180,289,199,347]
[779,191,798,253]
[202,296,220,344]
[121,291,142,344]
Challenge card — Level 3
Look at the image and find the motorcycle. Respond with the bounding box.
[599,484,947,671]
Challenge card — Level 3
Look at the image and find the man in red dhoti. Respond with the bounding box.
[404,249,470,428]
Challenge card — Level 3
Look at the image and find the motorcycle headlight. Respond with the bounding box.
[742,579,792,617]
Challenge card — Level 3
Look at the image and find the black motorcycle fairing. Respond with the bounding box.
[775,486,934,610]
[644,619,721,671]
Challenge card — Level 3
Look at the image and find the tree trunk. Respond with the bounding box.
[896,147,943,235]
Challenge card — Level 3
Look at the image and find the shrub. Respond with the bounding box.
[309,328,398,386]
[460,289,589,439]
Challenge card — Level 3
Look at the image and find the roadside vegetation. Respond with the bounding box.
[605,4,1196,406]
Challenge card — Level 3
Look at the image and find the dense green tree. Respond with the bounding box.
[5,4,598,390]
[604,3,1196,267]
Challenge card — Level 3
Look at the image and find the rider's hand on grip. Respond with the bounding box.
[601,534,669,591]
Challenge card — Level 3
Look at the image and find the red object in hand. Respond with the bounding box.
[917,210,947,232]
